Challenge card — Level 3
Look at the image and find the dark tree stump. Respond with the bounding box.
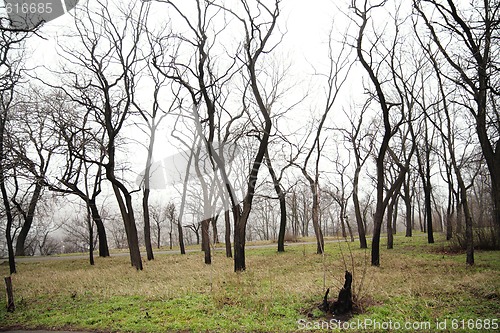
[330,271,353,315]
[5,276,15,312]
[320,288,330,312]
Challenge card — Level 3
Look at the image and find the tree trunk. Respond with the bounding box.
[387,195,395,249]
[403,177,412,237]
[265,150,287,252]
[234,204,248,272]
[89,199,109,257]
[371,207,383,266]
[4,276,15,312]
[311,183,324,254]
[458,176,474,265]
[417,197,424,233]
[392,195,399,235]
[201,218,211,265]
[0,112,15,274]
[143,188,154,261]
[302,192,309,237]
[353,168,368,248]
[194,227,200,245]
[159,225,163,249]
[112,185,142,270]
[345,218,354,242]
[339,214,347,238]
[225,210,232,258]
[424,177,434,244]
[492,184,500,248]
[212,216,219,244]
[1,178,16,274]
[86,208,94,266]
[177,220,186,255]
[15,181,42,256]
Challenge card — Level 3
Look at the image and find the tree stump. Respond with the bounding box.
[320,271,353,315]
[330,271,353,315]
[4,276,15,312]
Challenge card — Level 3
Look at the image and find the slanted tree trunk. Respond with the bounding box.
[265,150,287,252]
[88,199,109,257]
[111,183,142,270]
[353,169,368,248]
[14,181,43,256]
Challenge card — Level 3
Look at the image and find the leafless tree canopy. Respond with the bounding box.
[0,0,498,273]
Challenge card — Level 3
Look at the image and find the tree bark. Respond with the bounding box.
[265,150,287,252]
[4,276,15,312]
[403,176,413,237]
[88,199,109,257]
[0,172,16,274]
[234,205,248,271]
[143,188,154,261]
[387,194,397,249]
[201,218,211,265]
[177,220,186,255]
[112,184,143,270]
[225,210,232,258]
[86,207,94,266]
[212,216,219,244]
[353,167,368,248]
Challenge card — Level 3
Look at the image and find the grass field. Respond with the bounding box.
[0,233,499,332]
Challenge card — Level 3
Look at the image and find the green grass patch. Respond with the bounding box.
[1,235,499,332]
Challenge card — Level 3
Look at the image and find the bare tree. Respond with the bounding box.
[337,103,375,248]
[414,0,500,248]
[352,0,414,266]
[165,201,177,250]
[51,0,150,270]
[149,200,167,249]
[153,0,282,271]
[326,150,354,242]
[0,17,29,271]
[47,97,110,259]
[426,50,478,265]
[7,88,63,257]
[135,25,179,260]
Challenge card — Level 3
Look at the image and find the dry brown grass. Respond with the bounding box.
[1,235,499,332]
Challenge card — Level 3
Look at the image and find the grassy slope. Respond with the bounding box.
[0,234,498,332]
